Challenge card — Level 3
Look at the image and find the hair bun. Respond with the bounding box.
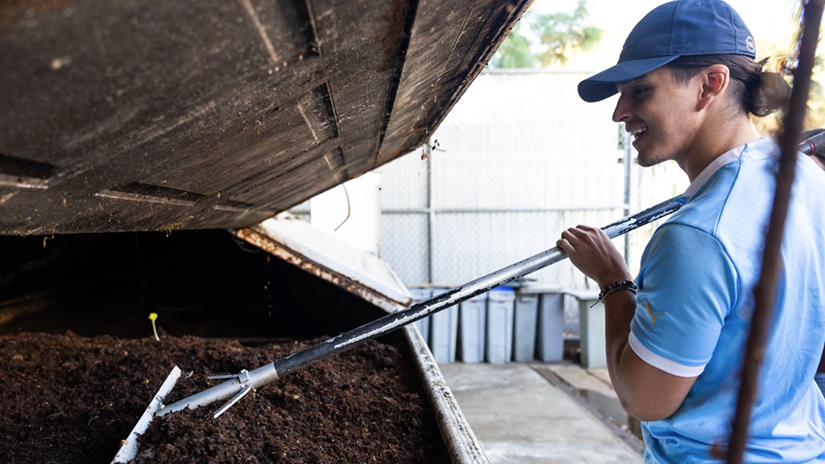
[749,71,791,117]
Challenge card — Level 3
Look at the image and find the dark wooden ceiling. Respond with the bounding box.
[0,0,529,235]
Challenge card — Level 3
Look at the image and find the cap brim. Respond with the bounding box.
[578,55,680,102]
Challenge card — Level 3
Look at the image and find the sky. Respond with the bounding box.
[528,0,802,72]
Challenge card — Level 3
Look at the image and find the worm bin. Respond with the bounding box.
[1,0,531,461]
[0,230,486,463]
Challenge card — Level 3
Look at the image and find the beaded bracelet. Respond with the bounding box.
[591,279,638,307]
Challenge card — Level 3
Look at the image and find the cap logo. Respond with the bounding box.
[746,36,755,53]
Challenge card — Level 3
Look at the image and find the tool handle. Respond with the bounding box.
[271,194,688,377]
[158,194,689,416]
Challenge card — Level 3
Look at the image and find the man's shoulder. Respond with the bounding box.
[640,223,735,283]
[666,141,778,238]
[661,183,733,238]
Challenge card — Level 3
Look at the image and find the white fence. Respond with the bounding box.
[377,70,685,289]
[293,70,687,337]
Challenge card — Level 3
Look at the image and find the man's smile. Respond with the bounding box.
[629,125,648,146]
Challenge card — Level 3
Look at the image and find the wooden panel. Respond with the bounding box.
[0,0,529,234]
[377,0,531,164]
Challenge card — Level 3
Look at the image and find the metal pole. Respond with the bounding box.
[156,195,688,417]
[726,1,824,462]
[427,139,436,284]
[623,130,633,266]
[384,206,629,214]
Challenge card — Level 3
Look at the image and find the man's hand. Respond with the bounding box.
[556,225,631,288]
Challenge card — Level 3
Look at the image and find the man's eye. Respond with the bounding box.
[632,87,648,97]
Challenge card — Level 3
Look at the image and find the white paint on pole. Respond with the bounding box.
[112,366,181,463]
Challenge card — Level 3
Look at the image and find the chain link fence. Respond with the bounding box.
[375,71,685,337]
[294,70,686,338]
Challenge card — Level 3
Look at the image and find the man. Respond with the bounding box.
[556,1,825,462]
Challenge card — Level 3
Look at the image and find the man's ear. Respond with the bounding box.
[697,64,730,110]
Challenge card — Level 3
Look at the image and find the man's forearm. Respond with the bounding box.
[602,290,638,410]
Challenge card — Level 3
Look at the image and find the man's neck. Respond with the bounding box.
[678,117,759,182]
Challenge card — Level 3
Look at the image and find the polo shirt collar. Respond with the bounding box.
[684,143,747,197]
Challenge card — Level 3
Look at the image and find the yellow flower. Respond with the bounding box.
[148,313,160,341]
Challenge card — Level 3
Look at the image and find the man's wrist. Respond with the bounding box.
[596,279,637,306]
[597,273,632,291]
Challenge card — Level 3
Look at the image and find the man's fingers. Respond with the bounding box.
[560,226,607,253]
[556,238,575,253]
[561,230,586,247]
[565,228,587,239]
[575,224,609,242]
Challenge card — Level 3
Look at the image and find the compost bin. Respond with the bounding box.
[0,230,487,463]
[0,0,530,460]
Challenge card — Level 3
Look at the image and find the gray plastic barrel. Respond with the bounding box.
[430,287,459,363]
[486,287,515,364]
[459,292,487,363]
[535,289,565,362]
[513,289,540,362]
[408,287,432,345]
[571,291,605,368]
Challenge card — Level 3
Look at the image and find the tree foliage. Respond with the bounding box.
[750,3,825,135]
[490,0,603,69]
[492,22,536,69]
[531,1,604,66]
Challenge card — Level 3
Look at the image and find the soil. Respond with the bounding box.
[0,332,450,464]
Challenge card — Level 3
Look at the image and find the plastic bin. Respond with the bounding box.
[408,287,432,345]
[430,287,459,363]
[535,290,565,362]
[486,287,515,363]
[513,289,540,362]
[571,291,604,368]
[459,292,487,363]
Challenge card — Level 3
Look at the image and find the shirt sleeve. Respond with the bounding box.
[629,223,738,377]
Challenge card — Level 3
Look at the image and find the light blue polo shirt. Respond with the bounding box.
[629,137,825,463]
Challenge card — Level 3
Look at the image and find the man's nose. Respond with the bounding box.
[612,94,630,123]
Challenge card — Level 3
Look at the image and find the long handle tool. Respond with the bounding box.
[155,133,825,420]
[113,136,825,464]
[157,194,688,418]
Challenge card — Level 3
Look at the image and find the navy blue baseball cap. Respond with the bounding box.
[578,0,756,102]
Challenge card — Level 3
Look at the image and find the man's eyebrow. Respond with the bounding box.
[616,80,637,91]
[617,77,651,92]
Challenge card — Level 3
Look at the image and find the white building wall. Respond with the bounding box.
[310,172,382,255]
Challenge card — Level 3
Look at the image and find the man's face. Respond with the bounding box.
[613,67,701,167]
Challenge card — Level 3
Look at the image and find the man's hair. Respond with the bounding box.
[667,55,790,117]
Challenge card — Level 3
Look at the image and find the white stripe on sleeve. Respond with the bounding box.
[628,331,705,378]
